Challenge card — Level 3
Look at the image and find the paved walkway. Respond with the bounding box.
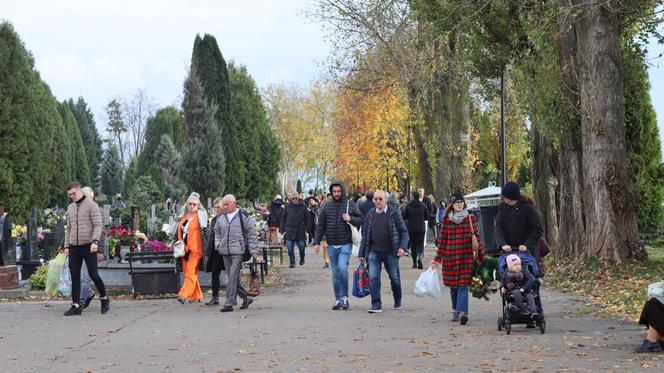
[1,246,662,372]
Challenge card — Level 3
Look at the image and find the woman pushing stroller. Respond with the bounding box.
[495,181,544,255]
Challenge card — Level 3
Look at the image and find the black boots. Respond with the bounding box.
[64,305,82,316]
[206,297,220,306]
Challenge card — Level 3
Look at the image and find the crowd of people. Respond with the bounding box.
[58,179,664,355]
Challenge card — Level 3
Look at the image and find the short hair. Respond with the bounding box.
[81,187,94,197]
[366,191,374,199]
[213,197,223,206]
[374,190,388,200]
[66,181,81,191]
[222,194,236,204]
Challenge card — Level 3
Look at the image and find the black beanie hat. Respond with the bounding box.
[450,192,465,203]
[501,181,521,200]
[411,190,420,200]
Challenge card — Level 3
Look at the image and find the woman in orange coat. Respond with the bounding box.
[176,192,208,303]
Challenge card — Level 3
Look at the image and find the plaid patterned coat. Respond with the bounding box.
[434,214,484,287]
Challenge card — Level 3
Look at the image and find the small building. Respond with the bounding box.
[464,183,502,209]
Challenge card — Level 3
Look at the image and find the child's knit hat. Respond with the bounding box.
[506,254,521,271]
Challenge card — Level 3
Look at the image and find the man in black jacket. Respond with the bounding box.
[280,193,309,268]
[418,187,434,247]
[313,181,363,310]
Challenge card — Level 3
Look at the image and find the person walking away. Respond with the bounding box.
[417,187,434,243]
[281,193,309,268]
[214,195,260,312]
[174,192,207,304]
[267,195,285,245]
[359,191,376,217]
[313,182,363,310]
[403,190,427,269]
[62,181,109,316]
[358,190,409,313]
[431,192,484,325]
[495,181,544,255]
[204,197,225,306]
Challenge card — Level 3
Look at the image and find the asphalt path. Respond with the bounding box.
[1,246,662,372]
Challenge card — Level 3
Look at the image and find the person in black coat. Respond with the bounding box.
[495,181,544,254]
[204,198,225,306]
[267,195,285,245]
[280,194,310,268]
[402,190,428,269]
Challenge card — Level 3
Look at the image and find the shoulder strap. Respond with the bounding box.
[238,209,249,248]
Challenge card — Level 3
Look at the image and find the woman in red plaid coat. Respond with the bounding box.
[431,192,484,325]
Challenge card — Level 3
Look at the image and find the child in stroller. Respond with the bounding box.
[497,251,546,334]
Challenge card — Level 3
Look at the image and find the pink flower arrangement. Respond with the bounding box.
[140,240,171,252]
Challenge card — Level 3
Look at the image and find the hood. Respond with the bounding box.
[328,180,347,197]
[271,200,284,209]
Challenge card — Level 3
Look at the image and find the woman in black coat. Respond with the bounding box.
[204,199,225,306]
[495,181,544,255]
[402,191,428,269]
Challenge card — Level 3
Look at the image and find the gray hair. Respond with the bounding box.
[81,186,94,198]
[222,194,236,204]
[374,190,388,201]
[388,191,399,204]
[213,197,223,206]
[186,192,201,204]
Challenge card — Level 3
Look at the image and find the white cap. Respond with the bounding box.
[275,195,283,200]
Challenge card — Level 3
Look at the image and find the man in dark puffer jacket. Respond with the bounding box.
[313,181,363,310]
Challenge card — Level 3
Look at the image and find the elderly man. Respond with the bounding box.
[214,195,260,312]
[358,190,409,313]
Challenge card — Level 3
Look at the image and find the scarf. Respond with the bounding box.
[449,209,469,225]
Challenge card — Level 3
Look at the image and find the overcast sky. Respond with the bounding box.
[3,0,664,153]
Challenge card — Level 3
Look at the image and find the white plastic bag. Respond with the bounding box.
[58,257,71,297]
[350,227,361,257]
[414,267,442,298]
[647,281,664,303]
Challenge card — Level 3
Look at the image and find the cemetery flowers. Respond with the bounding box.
[11,224,28,245]
[106,225,146,256]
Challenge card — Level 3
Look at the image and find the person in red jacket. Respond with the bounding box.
[431,192,483,325]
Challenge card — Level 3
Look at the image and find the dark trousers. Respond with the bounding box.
[209,251,224,298]
[69,244,106,305]
[408,231,425,266]
[510,289,536,314]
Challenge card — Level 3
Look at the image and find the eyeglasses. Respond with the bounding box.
[373,197,383,201]
[214,206,223,209]
[188,202,198,206]
[67,191,78,197]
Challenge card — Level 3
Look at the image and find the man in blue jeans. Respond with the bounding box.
[358,190,409,313]
[280,193,309,268]
[313,182,363,310]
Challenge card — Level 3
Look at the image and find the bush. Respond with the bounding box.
[28,264,48,290]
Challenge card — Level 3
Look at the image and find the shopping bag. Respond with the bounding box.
[414,267,442,298]
[58,257,72,297]
[46,252,66,296]
[246,259,261,297]
[346,201,362,257]
[647,281,664,304]
[352,262,371,298]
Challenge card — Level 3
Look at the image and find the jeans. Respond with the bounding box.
[286,240,306,265]
[328,243,352,300]
[450,286,469,315]
[367,250,402,309]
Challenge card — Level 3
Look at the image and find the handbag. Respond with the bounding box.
[172,240,185,258]
[346,201,362,255]
[469,215,479,262]
[246,258,261,297]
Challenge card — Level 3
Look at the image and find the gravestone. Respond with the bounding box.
[24,208,38,260]
[102,205,111,226]
[147,205,156,233]
[0,212,19,289]
[131,206,140,232]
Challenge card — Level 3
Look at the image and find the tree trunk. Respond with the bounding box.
[555,0,586,261]
[573,1,645,261]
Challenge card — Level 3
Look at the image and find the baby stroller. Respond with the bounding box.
[497,251,546,335]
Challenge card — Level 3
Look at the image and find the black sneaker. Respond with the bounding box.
[100,298,110,314]
[635,339,662,353]
[300,259,305,266]
[289,264,295,268]
[341,298,350,310]
[332,300,342,310]
[220,306,233,313]
[64,305,82,316]
[459,313,468,325]
[83,293,95,309]
[417,259,423,269]
[367,306,382,313]
[451,312,460,322]
[240,298,253,310]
